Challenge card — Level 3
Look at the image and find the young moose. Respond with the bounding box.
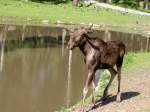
[67,26,126,105]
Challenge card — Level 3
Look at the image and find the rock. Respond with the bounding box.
[57,20,64,24]
[8,26,16,31]
[116,109,126,112]
[42,20,49,24]
[80,22,85,25]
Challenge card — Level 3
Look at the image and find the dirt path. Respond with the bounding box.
[85,1,150,16]
[74,68,150,112]
[93,2,150,16]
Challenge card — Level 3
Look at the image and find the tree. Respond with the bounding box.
[73,0,79,6]
[144,0,149,10]
[107,0,112,3]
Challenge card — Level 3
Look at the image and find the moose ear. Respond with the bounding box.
[87,29,93,33]
[87,24,93,30]
[85,24,94,33]
[80,26,85,29]
[81,24,93,30]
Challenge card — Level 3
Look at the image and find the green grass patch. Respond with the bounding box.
[0,0,150,26]
[123,52,150,73]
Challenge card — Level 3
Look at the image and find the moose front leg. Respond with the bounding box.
[92,80,96,104]
[82,69,95,105]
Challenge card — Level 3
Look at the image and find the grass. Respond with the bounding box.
[60,52,150,112]
[123,52,150,73]
[0,0,150,26]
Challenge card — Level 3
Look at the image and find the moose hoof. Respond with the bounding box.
[116,95,121,102]
[103,92,108,98]
[92,97,96,105]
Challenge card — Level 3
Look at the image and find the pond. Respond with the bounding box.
[0,24,149,112]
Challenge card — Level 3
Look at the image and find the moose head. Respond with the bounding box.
[67,25,93,50]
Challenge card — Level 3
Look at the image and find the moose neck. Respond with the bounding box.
[79,37,87,56]
[79,34,93,56]
[79,34,105,56]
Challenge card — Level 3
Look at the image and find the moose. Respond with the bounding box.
[67,25,126,106]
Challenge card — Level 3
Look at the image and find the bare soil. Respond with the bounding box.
[73,68,150,112]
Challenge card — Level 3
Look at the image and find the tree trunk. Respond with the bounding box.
[107,0,112,3]
[144,0,149,10]
[73,0,79,6]
[101,0,111,3]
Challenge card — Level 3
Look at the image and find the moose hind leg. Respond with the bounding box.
[116,66,122,102]
[116,57,123,102]
[103,68,117,98]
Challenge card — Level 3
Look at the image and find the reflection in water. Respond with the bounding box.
[0,25,7,72]
[90,30,150,52]
[62,29,67,56]
[0,47,86,112]
[0,24,150,52]
[21,25,26,41]
[104,29,111,41]
[66,50,72,107]
[146,38,149,52]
